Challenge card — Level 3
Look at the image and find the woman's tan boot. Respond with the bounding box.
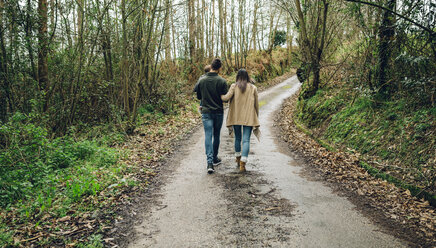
[236,156,241,168]
[239,161,246,172]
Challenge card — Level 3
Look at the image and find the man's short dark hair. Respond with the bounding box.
[211,58,222,71]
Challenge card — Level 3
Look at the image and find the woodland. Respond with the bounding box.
[0,0,435,246]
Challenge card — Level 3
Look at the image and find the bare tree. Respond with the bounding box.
[275,0,331,98]
[38,0,49,91]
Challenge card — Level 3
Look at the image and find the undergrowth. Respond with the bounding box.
[0,111,128,247]
[296,82,435,195]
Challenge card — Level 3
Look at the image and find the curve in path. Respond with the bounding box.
[129,76,407,247]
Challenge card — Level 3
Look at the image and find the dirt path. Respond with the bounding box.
[128,76,408,247]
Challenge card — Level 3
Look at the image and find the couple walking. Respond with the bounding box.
[195,58,260,174]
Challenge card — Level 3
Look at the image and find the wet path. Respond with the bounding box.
[129,76,407,247]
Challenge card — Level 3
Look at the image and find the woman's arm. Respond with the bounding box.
[221,84,235,102]
[254,86,259,116]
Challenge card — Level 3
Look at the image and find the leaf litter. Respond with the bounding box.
[277,92,435,247]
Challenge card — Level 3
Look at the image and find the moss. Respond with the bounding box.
[297,89,348,129]
[294,83,435,202]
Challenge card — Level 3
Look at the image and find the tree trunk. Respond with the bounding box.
[268,2,274,51]
[251,0,258,51]
[376,0,396,99]
[77,0,83,43]
[294,0,310,59]
[100,0,113,81]
[294,0,329,99]
[0,0,11,121]
[310,0,329,96]
[121,0,130,116]
[164,0,172,61]
[171,3,177,60]
[188,0,196,62]
[38,0,49,91]
[26,0,37,81]
[196,0,204,61]
[239,0,244,67]
[229,0,234,65]
[201,0,206,59]
[210,0,215,58]
[286,15,292,66]
[218,0,225,59]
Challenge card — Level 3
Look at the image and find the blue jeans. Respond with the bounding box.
[202,113,224,164]
[233,125,253,158]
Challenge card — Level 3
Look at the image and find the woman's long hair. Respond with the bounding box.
[236,69,250,93]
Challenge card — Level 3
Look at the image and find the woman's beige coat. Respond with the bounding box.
[221,83,260,128]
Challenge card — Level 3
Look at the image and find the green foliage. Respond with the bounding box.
[394,53,436,105]
[296,79,435,204]
[341,0,435,102]
[323,96,435,168]
[0,222,13,248]
[297,83,435,192]
[0,112,121,208]
[272,31,287,47]
[297,89,347,128]
[76,234,104,248]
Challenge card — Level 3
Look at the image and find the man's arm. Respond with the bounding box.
[220,79,229,95]
[194,75,204,93]
[194,81,200,93]
[196,82,202,100]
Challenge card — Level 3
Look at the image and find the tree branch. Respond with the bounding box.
[344,0,435,36]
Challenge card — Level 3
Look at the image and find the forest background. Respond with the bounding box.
[0,0,434,246]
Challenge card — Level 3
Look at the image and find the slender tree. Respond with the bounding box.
[376,0,396,99]
[121,0,130,116]
[164,0,172,61]
[0,0,8,121]
[188,0,196,62]
[38,0,49,92]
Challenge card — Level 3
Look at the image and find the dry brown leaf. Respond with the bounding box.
[58,216,71,222]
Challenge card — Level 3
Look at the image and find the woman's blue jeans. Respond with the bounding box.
[202,113,224,164]
[233,125,253,158]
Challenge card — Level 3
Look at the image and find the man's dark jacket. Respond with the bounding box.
[196,72,228,114]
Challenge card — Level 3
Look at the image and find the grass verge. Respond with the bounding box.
[294,82,435,205]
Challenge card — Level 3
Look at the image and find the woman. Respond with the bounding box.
[221,69,259,172]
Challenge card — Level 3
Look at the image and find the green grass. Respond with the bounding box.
[323,97,435,171]
[0,112,128,246]
[297,88,348,129]
[0,222,13,247]
[76,234,104,248]
[295,84,435,204]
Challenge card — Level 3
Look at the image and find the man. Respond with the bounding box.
[196,58,228,174]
